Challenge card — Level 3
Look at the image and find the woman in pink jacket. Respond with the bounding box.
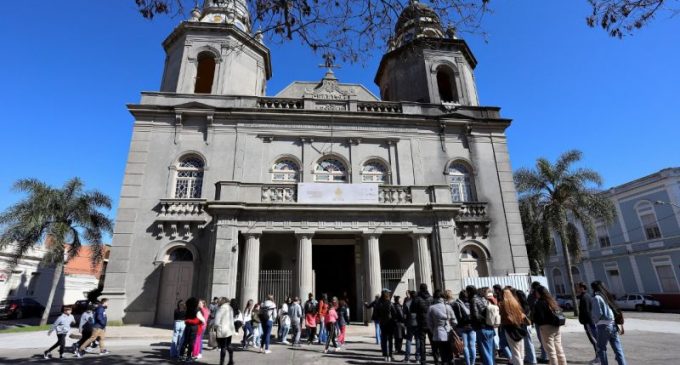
[323,297,340,353]
[194,299,210,358]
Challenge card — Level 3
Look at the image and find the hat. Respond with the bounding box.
[382,288,392,293]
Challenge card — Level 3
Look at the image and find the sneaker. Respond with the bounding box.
[590,357,601,364]
[99,350,110,355]
[323,349,328,354]
[264,350,272,354]
[282,340,290,345]
[74,351,82,358]
[43,351,51,359]
[195,353,202,359]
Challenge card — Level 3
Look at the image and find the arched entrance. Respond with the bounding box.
[460,244,489,278]
[156,246,195,325]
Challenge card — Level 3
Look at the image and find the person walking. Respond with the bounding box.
[452,290,476,365]
[337,299,350,348]
[427,291,457,365]
[376,289,397,362]
[591,281,627,365]
[231,299,243,336]
[170,300,186,359]
[241,300,254,349]
[514,290,538,365]
[214,297,236,365]
[44,305,76,359]
[289,297,303,346]
[260,294,277,353]
[323,297,340,353]
[577,282,600,364]
[393,295,406,354]
[179,297,206,360]
[76,298,110,357]
[74,304,95,353]
[499,288,530,365]
[532,286,567,365]
[364,294,381,344]
[304,293,318,344]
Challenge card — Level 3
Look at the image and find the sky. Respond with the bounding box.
[1,1,679,236]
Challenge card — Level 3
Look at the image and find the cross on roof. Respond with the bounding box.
[319,53,341,72]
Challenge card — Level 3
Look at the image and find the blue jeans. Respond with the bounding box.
[242,321,253,346]
[458,327,476,365]
[478,327,496,365]
[405,326,420,361]
[373,320,381,344]
[280,324,290,342]
[523,325,537,364]
[498,325,512,358]
[170,320,185,358]
[596,324,627,365]
[261,320,273,350]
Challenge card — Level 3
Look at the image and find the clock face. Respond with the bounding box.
[213,15,222,23]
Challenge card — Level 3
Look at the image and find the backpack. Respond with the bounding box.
[258,306,271,322]
[453,300,470,325]
[304,300,317,314]
[485,303,500,327]
[379,301,394,323]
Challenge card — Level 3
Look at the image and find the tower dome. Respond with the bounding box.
[197,0,251,33]
[393,1,444,48]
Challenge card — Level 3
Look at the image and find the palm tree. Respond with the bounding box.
[514,150,616,315]
[0,178,112,325]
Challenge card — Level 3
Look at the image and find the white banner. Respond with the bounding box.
[298,183,378,204]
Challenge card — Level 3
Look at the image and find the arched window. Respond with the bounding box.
[436,66,458,103]
[168,248,194,262]
[271,158,299,182]
[552,268,566,295]
[314,157,348,182]
[194,52,216,94]
[361,159,389,183]
[447,161,474,202]
[636,201,662,240]
[460,244,489,278]
[174,155,204,199]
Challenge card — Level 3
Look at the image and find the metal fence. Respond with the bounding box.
[462,275,548,294]
[381,269,408,293]
[258,270,293,303]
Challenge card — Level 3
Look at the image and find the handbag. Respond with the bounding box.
[551,310,566,327]
[505,325,528,342]
[446,308,464,357]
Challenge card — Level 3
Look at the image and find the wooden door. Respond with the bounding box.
[157,262,194,325]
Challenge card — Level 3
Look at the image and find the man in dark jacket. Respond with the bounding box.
[412,283,436,365]
[77,298,109,356]
[403,290,420,362]
[577,282,599,363]
[364,294,381,344]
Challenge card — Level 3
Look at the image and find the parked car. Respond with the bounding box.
[71,300,91,317]
[556,295,574,310]
[614,293,662,312]
[0,298,45,319]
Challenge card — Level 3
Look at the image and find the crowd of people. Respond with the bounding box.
[41,279,628,365]
[360,280,627,365]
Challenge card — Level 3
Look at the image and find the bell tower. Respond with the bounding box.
[374,1,479,105]
[159,0,272,96]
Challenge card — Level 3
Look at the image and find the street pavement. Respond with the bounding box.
[0,312,678,364]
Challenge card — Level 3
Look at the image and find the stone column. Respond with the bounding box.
[412,233,433,290]
[211,223,239,299]
[240,233,261,309]
[295,232,314,299]
[363,233,382,301]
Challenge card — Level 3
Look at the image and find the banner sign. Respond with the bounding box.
[298,183,378,204]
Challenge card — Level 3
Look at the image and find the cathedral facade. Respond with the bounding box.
[103,0,529,324]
